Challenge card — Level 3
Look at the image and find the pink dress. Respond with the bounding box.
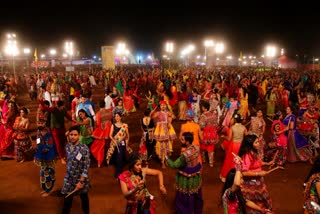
[0,99,9,138]
[241,152,272,213]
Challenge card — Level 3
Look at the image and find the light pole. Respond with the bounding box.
[165,42,174,69]
[4,33,19,80]
[187,45,195,66]
[49,48,57,67]
[215,42,225,66]
[115,42,130,65]
[65,41,74,65]
[265,45,277,68]
[226,55,233,66]
[23,48,31,68]
[204,40,214,67]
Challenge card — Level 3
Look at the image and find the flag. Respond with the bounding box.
[34,48,38,62]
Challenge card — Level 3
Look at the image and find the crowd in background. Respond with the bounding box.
[1,64,320,213]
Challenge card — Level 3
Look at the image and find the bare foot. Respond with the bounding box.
[41,192,50,197]
[98,164,101,168]
[61,159,66,165]
[40,191,46,194]
[19,159,25,163]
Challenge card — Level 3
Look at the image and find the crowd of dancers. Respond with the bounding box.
[1,64,320,213]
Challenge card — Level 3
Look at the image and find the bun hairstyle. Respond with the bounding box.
[20,107,29,115]
[233,113,242,123]
[274,111,282,120]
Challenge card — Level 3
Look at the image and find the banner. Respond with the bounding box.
[31,61,49,68]
[101,46,115,69]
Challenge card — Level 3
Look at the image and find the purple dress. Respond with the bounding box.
[283,114,312,162]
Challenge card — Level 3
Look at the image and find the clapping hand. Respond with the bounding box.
[232,152,242,171]
[160,185,167,195]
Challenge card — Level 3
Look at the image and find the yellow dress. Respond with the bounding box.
[239,91,250,120]
[261,79,268,97]
[153,111,176,160]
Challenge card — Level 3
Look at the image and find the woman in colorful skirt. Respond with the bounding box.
[13,107,33,163]
[299,106,320,157]
[264,111,288,166]
[283,106,313,163]
[222,168,272,214]
[199,101,219,167]
[0,99,19,159]
[119,154,166,214]
[91,100,112,167]
[152,100,177,168]
[303,155,320,213]
[238,134,274,213]
[188,88,201,123]
[34,126,57,197]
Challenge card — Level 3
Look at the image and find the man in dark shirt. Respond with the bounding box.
[62,125,90,214]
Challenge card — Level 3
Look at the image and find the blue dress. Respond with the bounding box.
[283,114,311,162]
[283,114,308,148]
[34,132,57,193]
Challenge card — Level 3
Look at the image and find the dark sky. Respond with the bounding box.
[1,6,319,58]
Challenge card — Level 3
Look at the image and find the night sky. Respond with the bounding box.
[1,6,319,59]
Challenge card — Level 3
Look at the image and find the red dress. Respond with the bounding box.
[169,85,178,106]
[91,109,112,166]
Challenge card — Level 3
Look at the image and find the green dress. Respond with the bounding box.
[266,93,276,117]
[78,117,93,145]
